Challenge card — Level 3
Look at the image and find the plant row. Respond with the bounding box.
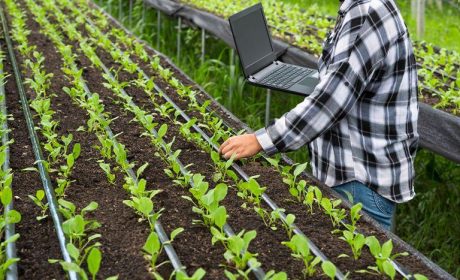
[0,41,22,279]
[59,0,430,278]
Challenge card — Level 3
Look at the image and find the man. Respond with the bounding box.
[219,0,419,230]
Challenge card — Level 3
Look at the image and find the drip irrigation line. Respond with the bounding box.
[83,13,346,278]
[0,6,78,280]
[36,2,188,273]
[0,39,18,280]
[84,13,427,280]
[67,49,188,276]
[94,53,267,280]
[86,4,459,279]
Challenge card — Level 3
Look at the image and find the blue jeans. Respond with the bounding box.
[333,181,395,230]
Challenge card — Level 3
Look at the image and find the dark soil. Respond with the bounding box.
[41,6,231,279]
[2,37,64,279]
[66,3,442,279]
[1,0,447,278]
[8,1,161,278]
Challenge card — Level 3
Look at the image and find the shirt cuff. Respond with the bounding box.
[255,127,278,156]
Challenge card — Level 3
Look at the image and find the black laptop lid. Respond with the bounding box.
[229,3,276,77]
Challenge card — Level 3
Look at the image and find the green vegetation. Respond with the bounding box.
[99,0,460,278]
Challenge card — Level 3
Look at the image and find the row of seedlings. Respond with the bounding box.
[0,3,78,279]
[18,0,189,278]
[1,1,108,279]
[0,39,21,279]
[39,1,288,278]
[55,0,365,278]
[76,2,430,279]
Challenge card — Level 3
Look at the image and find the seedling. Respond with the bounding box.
[320,197,346,227]
[28,189,48,220]
[210,151,237,182]
[357,236,409,280]
[143,228,184,278]
[282,234,321,277]
[98,160,116,184]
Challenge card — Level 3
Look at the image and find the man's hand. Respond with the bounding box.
[219,134,262,160]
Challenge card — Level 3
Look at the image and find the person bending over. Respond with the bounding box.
[219,0,419,230]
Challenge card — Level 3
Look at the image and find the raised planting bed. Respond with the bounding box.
[0,0,455,278]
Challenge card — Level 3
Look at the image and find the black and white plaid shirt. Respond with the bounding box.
[255,0,419,203]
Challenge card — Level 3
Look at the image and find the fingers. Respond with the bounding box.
[223,150,239,160]
[218,136,234,154]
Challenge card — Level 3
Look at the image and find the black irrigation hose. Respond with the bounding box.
[0,39,17,280]
[90,4,458,279]
[77,10,337,277]
[0,5,79,280]
[88,7,428,280]
[95,56,267,280]
[67,54,188,276]
[85,15,345,278]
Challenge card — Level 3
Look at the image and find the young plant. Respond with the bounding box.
[28,189,48,220]
[320,197,347,227]
[282,162,308,202]
[142,227,184,278]
[282,234,321,277]
[210,150,237,182]
[236,178,275,229]
[357,236,409,280]
[98,160,116,184]
[335,203,366,260]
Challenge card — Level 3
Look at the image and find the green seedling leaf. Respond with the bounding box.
[82,201,99,214]
[382,260,395,280]
[136,162,149,178]
[1,186,12,206]
[381,239,393,259]
[170,227,184,241]
[66,243,80,261]
[414,274,429,280]
[22,167,39,172]
[36,190,45,201]
[143,232,161,255]
[157,123,168,139]
[6,210,21,224]
[213,206,227,229]
[321,261,336,279]
[138,197,153,217]
[88,247,102,278]
[293,162,308,177]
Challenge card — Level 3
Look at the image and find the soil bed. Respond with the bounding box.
[65,5,440,278]
[0,0,448,278]
[1,35,64,278]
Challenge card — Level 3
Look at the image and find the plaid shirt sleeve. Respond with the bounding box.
[255,1,405,155]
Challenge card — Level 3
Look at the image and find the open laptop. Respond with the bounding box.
[229,3,319,96]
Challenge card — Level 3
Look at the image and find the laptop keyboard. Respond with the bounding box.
[259,64,314,89]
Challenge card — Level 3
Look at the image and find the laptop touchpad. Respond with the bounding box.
[299,77,317,86]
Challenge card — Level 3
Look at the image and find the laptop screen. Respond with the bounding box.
[230,4,274,74]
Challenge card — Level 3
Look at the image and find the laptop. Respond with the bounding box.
[229,3,319,96]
